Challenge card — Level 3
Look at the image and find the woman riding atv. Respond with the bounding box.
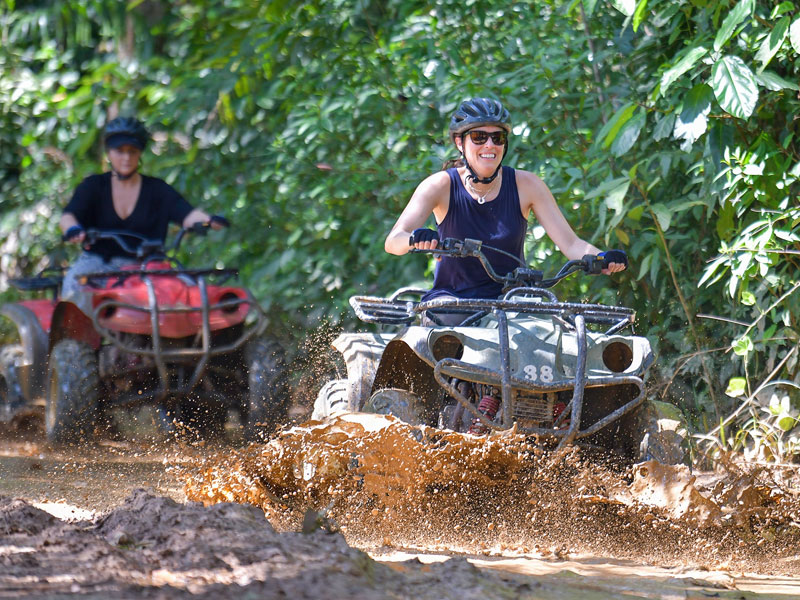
[59,116,226,311]
[385,97,630,433]
[385,97,628,309]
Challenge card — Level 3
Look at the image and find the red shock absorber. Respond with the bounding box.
[468,395,500,435]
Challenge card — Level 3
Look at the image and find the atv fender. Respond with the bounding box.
[0,303,49,401]
[332,332,395,410]
[49,301,101,351]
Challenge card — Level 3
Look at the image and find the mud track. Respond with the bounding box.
[1,415,800,599]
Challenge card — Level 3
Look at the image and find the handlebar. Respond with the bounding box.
[76,220,229,260]
[411,238,610,291]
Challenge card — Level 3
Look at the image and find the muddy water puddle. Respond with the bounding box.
[3,415,800,598]
[185,414,800,587]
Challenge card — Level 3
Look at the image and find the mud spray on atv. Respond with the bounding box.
[0,225,289,443]
[314,238,685,464]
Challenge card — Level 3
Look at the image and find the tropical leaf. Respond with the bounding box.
[673,83,713,147]
[632,0,648,32]
[714,0,755,52]
[711,55,759,119]
[756,70,800,92]
[754,16,790,70]
[611,109,645,157]
[660,46,708,96]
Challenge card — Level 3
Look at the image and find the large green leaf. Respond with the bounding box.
[660,46,708,96]
[756,70,800,92]
[755,16,790,70]
[713,0,755,52]
[673,83,713,147]
[652,113,675,141]
[711,55,759,119]
[650,203,672,232]
[596,102,636,149]
[611,109,645,157]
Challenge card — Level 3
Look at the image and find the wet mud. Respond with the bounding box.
[2,414,800,598]
[186,414,800,577]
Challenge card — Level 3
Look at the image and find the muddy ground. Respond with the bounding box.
[2,412,800,599]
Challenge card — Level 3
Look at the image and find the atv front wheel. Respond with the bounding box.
[46,339,99,444]
[636,400,689,465]
[312,378,351,419]
[0,344,26,421]
[243,338,289,441]
[363,388,424,425]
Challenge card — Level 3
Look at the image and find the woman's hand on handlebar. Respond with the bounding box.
[62,225,86,244]
[409,227,440,251]
[598,249,628,274]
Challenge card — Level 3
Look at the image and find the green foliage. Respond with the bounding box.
[1,0,799,456]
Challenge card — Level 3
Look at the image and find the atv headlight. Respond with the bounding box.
[431,333,464,361]
[602,341,634,373]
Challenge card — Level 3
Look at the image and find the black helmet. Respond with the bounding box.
[449,98,511,144]
[103,117,149,151]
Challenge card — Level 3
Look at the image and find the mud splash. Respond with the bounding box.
[185,414,800,576]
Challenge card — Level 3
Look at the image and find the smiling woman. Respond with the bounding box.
[57,116,222,311]
[384,96,629,305]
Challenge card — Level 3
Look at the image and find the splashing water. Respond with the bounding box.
[184,413,800,575]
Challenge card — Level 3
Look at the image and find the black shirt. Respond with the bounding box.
[64,172,194,260]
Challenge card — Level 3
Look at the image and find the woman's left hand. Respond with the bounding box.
[599,249,628,275]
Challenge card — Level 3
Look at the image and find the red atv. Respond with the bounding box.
[0,226,288,443]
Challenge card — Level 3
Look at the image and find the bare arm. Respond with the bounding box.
[385,171,450,255]
[59,212,80,233]
[517,170,601,259]
[59,212,85,243]
[182,208,224,230]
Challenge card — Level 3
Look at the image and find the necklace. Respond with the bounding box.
[465,172,500,204]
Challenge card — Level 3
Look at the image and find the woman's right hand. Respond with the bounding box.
[409,227,440,250]
[62,225,86,244]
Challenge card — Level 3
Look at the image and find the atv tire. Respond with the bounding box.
[46,339,99,444]
[635,400,688,465]
[243,338,289,441]
[0,344,26,422]
[363,388,424,425]
[312,379,352,419]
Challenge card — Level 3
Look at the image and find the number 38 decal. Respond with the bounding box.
[523,364,554,382]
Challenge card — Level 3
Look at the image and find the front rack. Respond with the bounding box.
[351,288,641,449]
[350,288,635,334]
[87,270,265,402]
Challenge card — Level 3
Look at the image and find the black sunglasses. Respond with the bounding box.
[465,129,508,145]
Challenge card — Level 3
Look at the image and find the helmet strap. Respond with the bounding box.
[461,136,507,184]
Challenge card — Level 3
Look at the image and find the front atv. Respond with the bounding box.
[314,238,684,464]
[2,226,289,443]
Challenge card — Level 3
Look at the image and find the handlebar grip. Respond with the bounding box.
[62,225,85,242]
[209,214,230,228]
[582,254,603,274]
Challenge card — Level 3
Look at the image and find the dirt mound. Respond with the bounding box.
[0,488,540,599]
[185,413,800,575]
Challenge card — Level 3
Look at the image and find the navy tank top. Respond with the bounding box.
[423,166,527,300]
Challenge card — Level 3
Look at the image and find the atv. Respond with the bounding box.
[313,238,684,464]
[0,225,289,444]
